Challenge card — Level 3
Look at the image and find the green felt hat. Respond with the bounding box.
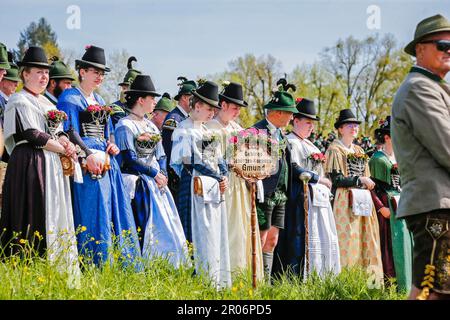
[174,76,197,101]
[0,43,10,70]
[264,78,298,113]
[155,92,175,113]
[405,14,450,56]
[118,56,142,86]
[3,64,20,82]
[3,52,19,82]
[49,57,75,80]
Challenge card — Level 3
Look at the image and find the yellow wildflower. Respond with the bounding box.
[232,286,238,293]
[19,239,27,244]
[81,226,87,232]
[95,241,100,245]
[248,289,253,297]
[37,277,45,284]
[90,237,95,241]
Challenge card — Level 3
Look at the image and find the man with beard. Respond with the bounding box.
[44,57,75,105]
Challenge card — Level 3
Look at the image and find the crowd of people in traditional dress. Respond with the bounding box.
[0,12,449,298]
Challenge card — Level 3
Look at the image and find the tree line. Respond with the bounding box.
[13,18,414,136]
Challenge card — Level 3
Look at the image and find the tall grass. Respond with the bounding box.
[0,249,407,300]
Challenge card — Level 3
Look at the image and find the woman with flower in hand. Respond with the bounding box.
[114,75,187,268]
[171,80,231,288]
[57,45,141,267]
[324,109,383,284]
[205,81,264,280]
[275,98,340,279]
[0,47,80,283]
[369,116,413,291]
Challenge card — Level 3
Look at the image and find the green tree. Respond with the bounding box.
[15,17,60,61]
[290,62,346,135]
[211,54,284,128]
[320,34,413,136]
[99,49,130,104]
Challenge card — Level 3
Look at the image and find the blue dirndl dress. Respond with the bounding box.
[57,88,141,267]
[115,116,188,267]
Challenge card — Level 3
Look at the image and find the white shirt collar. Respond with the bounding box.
[0,90,9,102]
[44,90,58,104]
[266,119,278,132]
[177,105,189,117]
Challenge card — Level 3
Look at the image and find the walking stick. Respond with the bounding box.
[300,172,312,277]
[251,181,257,289]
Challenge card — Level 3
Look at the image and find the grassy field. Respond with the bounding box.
[0,253,407,300]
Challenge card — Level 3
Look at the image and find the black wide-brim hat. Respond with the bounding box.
[75,45,110,72]
[294,98,320,121]
[17,46,51,69]
[219,82,248,107]
[334,108,361,129]
[192,80,220,108]
[374,116,391,136]
[125,74,161,97]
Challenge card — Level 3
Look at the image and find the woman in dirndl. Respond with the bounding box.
[324,109,383,284]
[276,98,341,278]
[369,116,413,291]
[115,75,187,268]
[171,80,231,288]
[57,45,141,267]
[0,46,80,284]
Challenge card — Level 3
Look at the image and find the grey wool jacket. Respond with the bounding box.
[392,67,450,218]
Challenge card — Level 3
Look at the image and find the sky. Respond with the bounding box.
[1,0,449,97]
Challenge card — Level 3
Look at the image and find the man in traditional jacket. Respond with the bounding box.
[0,43,10,83]
[44,57,75,105]
[392,14,450,300]
[0,53,19,162]
[273,98,338,279]
[250,81,312,281]
[110,56,141,128]
[151,92,174,131]
[162,77,197,202]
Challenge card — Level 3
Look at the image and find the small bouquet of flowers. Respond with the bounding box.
[86,105,113,124]
[347,152,369,162]
[308,152,326,163]
[227,128,282,158]
[201,131,220,149]
[135,132,161,157]
[45,109,68,136]
[308,152,326,172]
[86,104,103,114]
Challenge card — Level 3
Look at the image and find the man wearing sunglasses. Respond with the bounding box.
[392,14,450,300]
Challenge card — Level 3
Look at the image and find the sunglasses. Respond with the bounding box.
[419,39,450,52]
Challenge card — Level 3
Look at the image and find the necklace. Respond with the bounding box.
[23,87,39,97]
[291,130,306,140]
[78,86,94,98]
[129,110,146,121]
